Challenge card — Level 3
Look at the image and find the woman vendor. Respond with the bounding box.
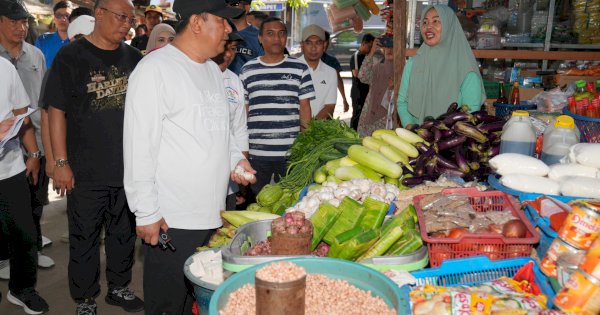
[397,4,486,127]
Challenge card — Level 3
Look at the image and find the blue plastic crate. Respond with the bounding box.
[520,193,583,258]
[399,256,555,313]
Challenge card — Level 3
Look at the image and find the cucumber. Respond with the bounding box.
[379,133,419,158]
[333,139,361,155]
[354,164,383,182]
[362,136,386,151]
[313,166,328,184]
[371,129,397,140]
[319,150,345,162]
[347,145,403,178]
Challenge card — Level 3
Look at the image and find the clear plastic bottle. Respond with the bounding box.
[541,115,580,165]
[500,110,537,156]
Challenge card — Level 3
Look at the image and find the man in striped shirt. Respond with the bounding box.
[239,17,314,194]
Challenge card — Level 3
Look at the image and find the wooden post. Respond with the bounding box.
[394,0,407,98]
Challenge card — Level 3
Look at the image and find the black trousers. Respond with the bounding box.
[249,157,287,195]
[351,95,367,130]
[67,185,136,301]
[0,171,38,293]
[143,228,213,315]
[29,157,49,250]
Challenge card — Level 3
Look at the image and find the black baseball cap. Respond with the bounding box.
[173,0,244,20]
[0,0,32,20]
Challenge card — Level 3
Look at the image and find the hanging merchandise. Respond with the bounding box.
[572,0,600,44]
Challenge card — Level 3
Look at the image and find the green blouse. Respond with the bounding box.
[397,58,484,126]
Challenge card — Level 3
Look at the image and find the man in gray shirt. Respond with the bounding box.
[0,0,54,275]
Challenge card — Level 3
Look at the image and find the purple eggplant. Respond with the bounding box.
[478,120,505,133]
[441,129,455,138]
[447,102,459,113]
[488,131,501,143]
[420,120,435,130]
[436,135,467,151]
[487,144,500,157]
[433,120,450,131]
[473,110,502,123]
[454,148,470,173]
[468,142,482,154]
[443,112,471,127]
[416,128,434,142]
[425,158,437,175]
[408,157,418,166]
[402,175,436,186]
[432,127,442,143]
[415,142,433,155]
[454,121,488,143]
[460,104,470,112]
[436,154,459,170]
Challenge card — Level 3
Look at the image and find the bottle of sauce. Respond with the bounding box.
[496,81,508,104]
[541,115,580,165]
[500,110,536,156]
[510,82,520,105]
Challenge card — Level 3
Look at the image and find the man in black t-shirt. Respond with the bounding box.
[349,33,375,130]
[44,0,143,314]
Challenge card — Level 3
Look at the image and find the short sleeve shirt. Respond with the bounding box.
[298,55,337,116]
[44,38,142,185]
[321,52,342,72]
[35,32,69,69]
[239,56,315,160]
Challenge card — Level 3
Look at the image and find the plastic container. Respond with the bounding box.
[541,115,580,165]
[255,272,306,315]
[415,188,540,267]
[398,256,556,312]
[209,257,404,314]
[500,110,537,156]
[520,193,580,258]
[221,219,428,272]
[563,107,600,143]
[184,249,226,315]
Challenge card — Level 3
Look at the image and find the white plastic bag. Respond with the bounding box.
[500,174,560,195]
[560,176,600,198]
[567,143,600,168]
[489,153,550,176]
[548,163,599,181]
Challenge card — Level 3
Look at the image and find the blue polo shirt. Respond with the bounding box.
[35,32,69,69]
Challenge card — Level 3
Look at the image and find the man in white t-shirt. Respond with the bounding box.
[0,56,48,314]
[298,24,337,119]
[211,24,249,210]
[123,1,252,313]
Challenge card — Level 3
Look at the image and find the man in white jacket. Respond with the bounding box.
[123,1,251,313]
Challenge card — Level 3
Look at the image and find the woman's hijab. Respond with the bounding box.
[407,5,486,121]
[145,23,175,52]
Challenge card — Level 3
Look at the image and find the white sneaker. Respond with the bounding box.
[41,235,52,248]
[0,259,9,280]
[37,252,55,268]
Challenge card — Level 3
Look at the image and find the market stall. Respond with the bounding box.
[183,1,600,314]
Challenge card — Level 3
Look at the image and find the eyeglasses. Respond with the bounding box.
[100,7,136,27]
[54,13,70,21]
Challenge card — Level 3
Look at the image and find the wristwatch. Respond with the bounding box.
[27,150,42,159]
[55,159,69,167]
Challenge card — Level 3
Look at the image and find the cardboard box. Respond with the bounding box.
[557,75,600,87]
[520,87,544,101]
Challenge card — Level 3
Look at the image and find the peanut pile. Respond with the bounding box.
[220,274,396,315]
[255,261,306,283]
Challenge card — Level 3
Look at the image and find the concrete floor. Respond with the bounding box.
[0,76,355,315]
[0,191,145,315]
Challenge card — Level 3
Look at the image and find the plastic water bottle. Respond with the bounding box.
[541,115,580,165]
[500,110,536,156]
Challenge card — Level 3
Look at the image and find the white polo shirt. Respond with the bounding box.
[299,55,337,116]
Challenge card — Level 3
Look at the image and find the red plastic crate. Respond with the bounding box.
[414,188,540,267]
